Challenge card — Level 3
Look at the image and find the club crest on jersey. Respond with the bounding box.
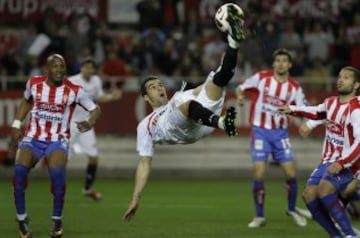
[150,109,166,126]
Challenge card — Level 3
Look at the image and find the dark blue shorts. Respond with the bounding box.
[307,163,353,192]
[323,168,354,192]
[307,163,330,186]
[250,126,294,163]
[352,182,360,201]
[19,136,68,161]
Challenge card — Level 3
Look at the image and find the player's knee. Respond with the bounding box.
[48,156,67,168]
[316,186,331,198]
[253,162,266,178]
[253,171,265,181]
[302,188,316,203]
[88,156,98,164]
[280,161,297,177]
[178,100,192,117]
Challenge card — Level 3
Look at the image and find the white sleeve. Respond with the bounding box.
[294,87,308,106]
[306,119,325,129]
[136,121,154,157]
[352,108,360,139]
[289,102,327,120]
[94,76,104,99]
[238,73,259,91]
[24,80,32,100]
[76,88,97,111]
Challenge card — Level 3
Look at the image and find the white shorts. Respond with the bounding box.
[69,123,98,157]
[160,72,224,143]
[173,71,224,113]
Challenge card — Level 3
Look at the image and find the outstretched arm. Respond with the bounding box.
[96,88,122,103]
[278,103,327,120]
[122,157,152,223]
[298,119,325,137]
[75,88,101,132]
[235,87,245,106]
[235,73,259,106]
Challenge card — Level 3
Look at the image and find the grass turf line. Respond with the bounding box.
[0,179,355,238]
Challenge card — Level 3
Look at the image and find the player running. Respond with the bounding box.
[69,57,121,201]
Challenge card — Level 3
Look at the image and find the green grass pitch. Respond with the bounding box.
[1,178,358,237]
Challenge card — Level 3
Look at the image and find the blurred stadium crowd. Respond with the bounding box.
[0,0,360,90]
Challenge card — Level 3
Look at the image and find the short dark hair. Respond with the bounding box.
[80,57,96,67]
[343,66,360,83]
[273,48,292,62]
[140,76,159,96]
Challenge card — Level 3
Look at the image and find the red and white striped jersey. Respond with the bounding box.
[23,75,97,142]
[289,96,360,169]
[238,70,307,129]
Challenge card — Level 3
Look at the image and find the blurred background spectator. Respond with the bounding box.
[0,0,359,91]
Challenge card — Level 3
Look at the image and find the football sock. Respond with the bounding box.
[306,199,342,237]
[321,193,356,236]
[339,193,350,207]
[213,47,237,87]
[286,178,297,211]
[13,164,30,217]
[49,168,66,219]
[85,163,98,190]
[188,100,219,127]
[345,192,360,217]
[253,180,265,217]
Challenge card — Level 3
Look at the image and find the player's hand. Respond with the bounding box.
[111,89,122,101]
[327,162,343,175]
[76,120,93,132]
[122,199,139,223]
[277,105,291,114]
[9,127,22,154]
[11,127,22,141]
[8,138,19,157]
[298,123,312,137]
[235,88,245,106]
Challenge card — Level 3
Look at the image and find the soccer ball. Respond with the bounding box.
[214,3,244,32]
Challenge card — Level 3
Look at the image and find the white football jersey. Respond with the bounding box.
[137,73,223,157]
[68,73,104,121]
[137,90,216,157]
